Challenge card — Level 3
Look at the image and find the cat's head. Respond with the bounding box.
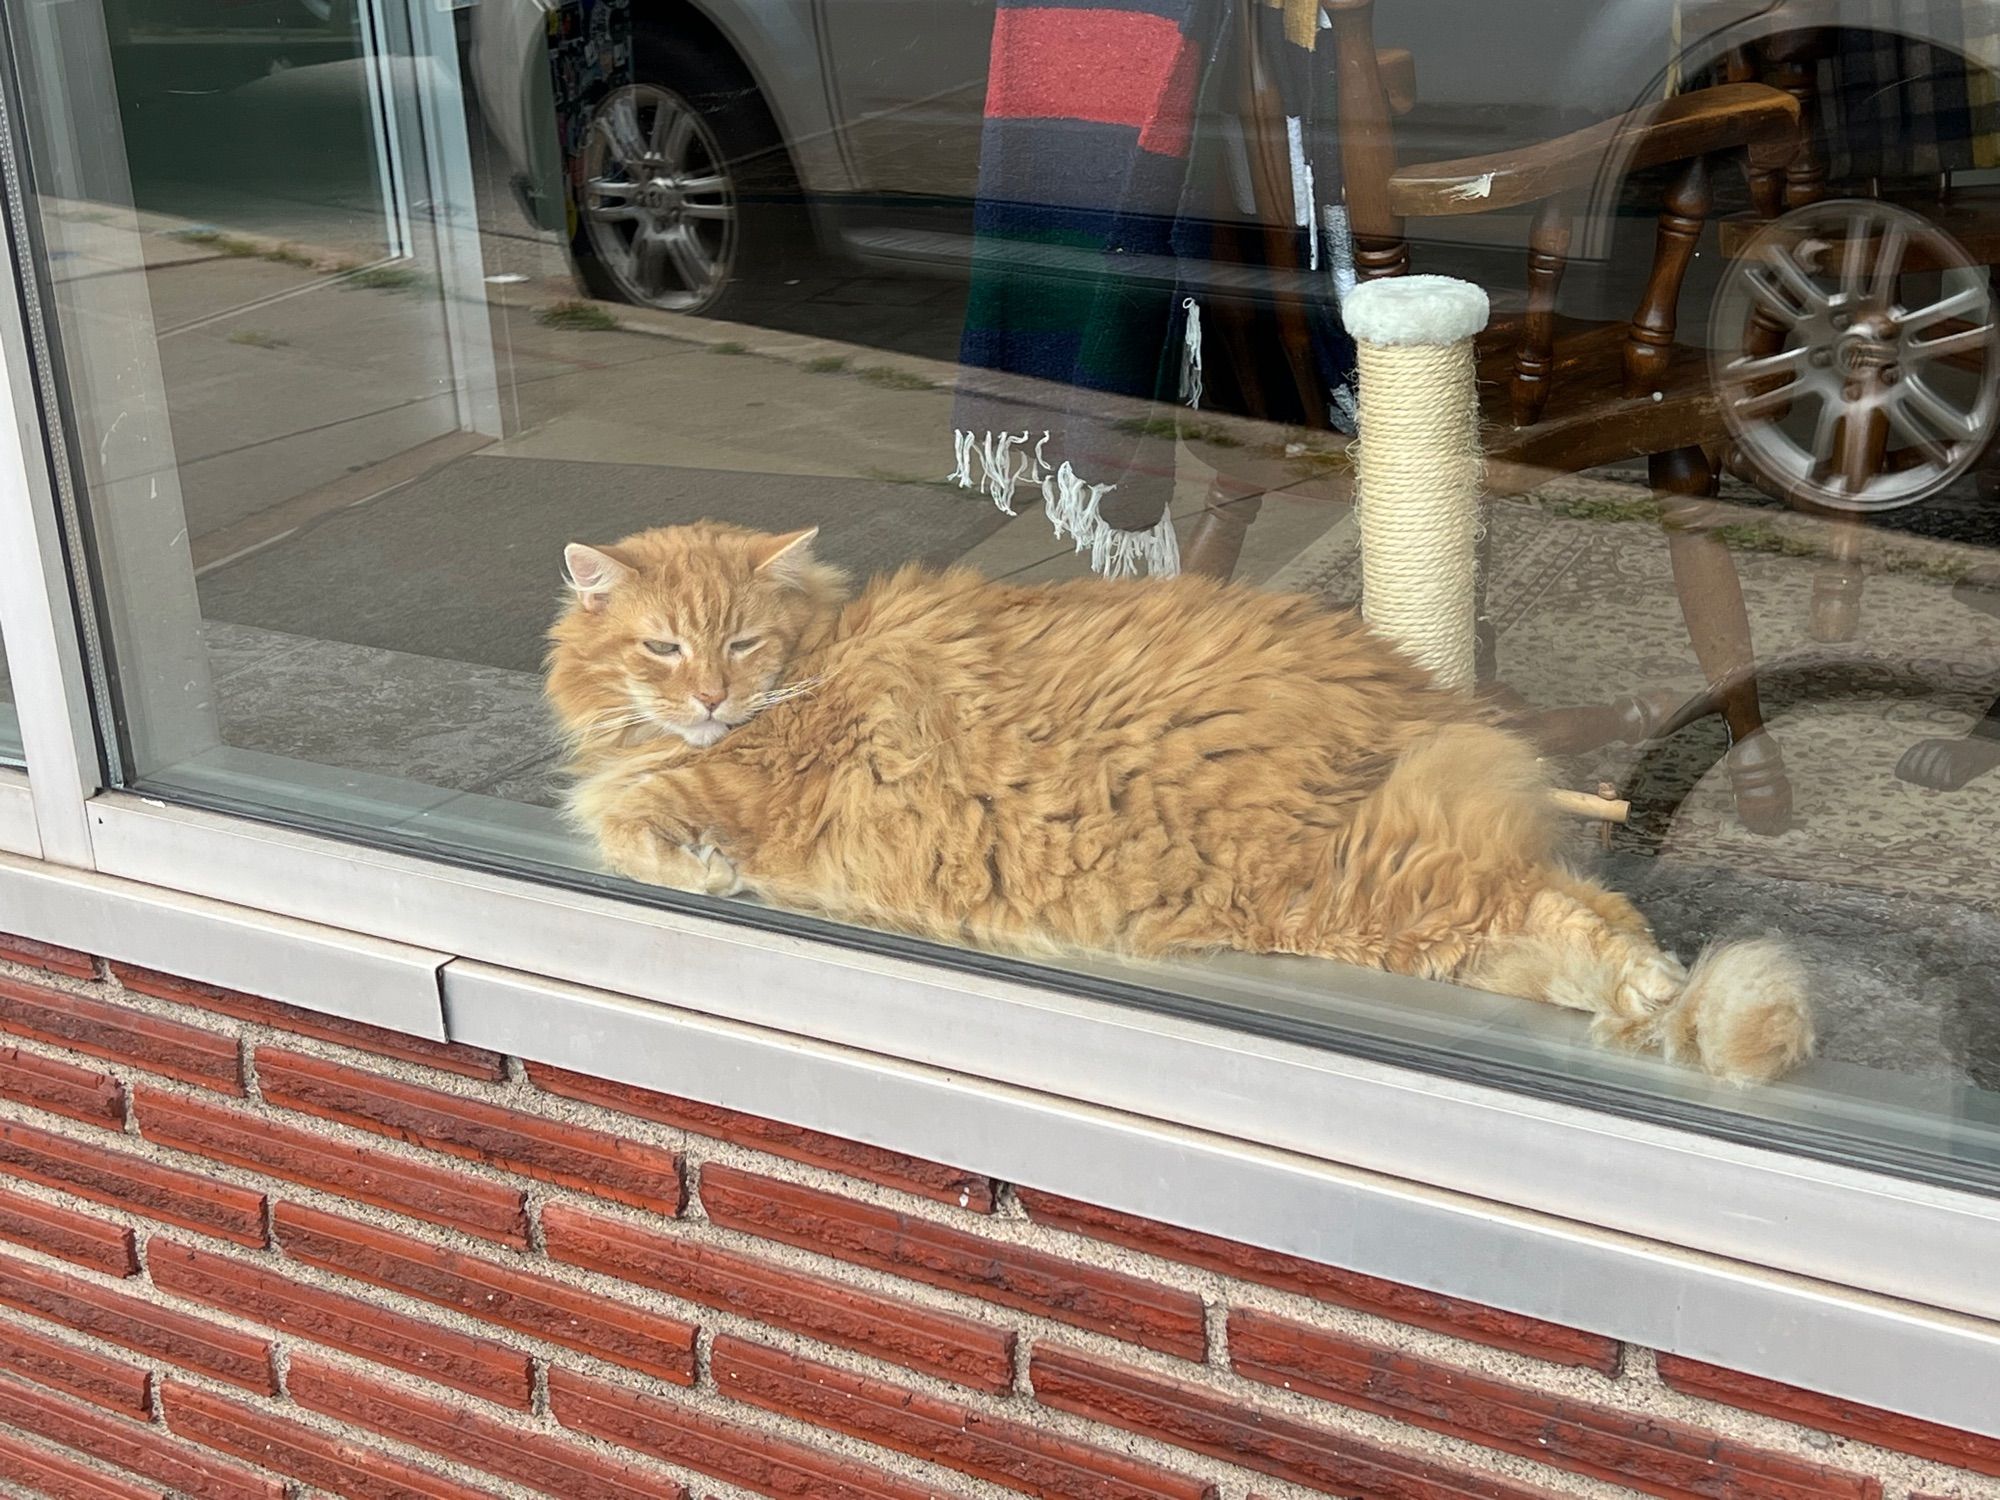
[546,521,846,749]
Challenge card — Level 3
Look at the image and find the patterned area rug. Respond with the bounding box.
[1268,474,2000,913]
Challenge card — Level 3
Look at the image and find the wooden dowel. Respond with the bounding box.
[1548,788,1631,823]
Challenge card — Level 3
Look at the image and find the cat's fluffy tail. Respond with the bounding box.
[1646,937,1814,1085]
[1470,908,1814,1085]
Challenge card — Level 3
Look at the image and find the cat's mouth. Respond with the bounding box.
[676,716,733,748]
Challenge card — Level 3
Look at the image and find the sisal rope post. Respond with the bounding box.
[1343,275,1489,692]
[1344,276,1616,826]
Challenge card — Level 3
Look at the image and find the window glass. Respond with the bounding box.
[6,0,2000,1183]
[0,618,19,766]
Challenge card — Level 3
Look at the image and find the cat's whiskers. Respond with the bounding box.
[568,707,671,746]
[749,674,824,712]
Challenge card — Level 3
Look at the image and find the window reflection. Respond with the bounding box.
[0,618,19,766]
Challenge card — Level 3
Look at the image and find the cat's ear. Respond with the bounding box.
[750,527,820,584]
[564,543,635,612]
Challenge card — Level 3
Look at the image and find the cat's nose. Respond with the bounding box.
[692,689,726,712]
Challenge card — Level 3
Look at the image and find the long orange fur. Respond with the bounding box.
[547,522,1813,1084]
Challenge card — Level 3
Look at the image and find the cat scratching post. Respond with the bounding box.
[1345,276,1628,827]
[1343,275,1488,692]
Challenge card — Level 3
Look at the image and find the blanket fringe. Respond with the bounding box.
[950,434,1181,578]
[949,429,1050,515]
[1179,297,1203,410]
[1044,462,1181,578]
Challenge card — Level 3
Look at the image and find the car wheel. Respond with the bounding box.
[1709,199,2000,513]
[569,42,799,317]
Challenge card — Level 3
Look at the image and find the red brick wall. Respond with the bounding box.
[0,930,1995,1500]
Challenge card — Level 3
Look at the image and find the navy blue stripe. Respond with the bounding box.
[993,0,1198,23]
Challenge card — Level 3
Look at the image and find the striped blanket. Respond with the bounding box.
[949,0,1353,576]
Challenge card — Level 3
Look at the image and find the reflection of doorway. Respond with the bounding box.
[4,0,497,773]
[104,0,395,252]
[92,0,497,549]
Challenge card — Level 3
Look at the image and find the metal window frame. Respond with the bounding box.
[0,770,38,857]
[0,160,96,867]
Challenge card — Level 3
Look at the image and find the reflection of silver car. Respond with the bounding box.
[471,0,2000,509]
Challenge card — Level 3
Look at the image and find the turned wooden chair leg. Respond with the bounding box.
[1181,478,1267,581]
[1757,29,1830,208]
[1976,268,2000,501]
[1808,515,1867,642]
[1654,445,1793,834]
[1511,198,1572,427]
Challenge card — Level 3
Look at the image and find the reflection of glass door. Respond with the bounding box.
[2,0,496,774]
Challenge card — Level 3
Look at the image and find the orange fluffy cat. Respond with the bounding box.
[547,522,1812,1085]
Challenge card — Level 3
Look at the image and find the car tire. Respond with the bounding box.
[567,35,802,317]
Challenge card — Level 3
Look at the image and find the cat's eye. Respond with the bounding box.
[728,637,762,656]
[641,639,682,659]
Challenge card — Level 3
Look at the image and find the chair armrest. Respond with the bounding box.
[1378,48,1417,116]
[1385,82,1798,218]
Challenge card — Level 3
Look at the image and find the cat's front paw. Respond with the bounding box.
[690,843,744,897]
[598,817,742,896]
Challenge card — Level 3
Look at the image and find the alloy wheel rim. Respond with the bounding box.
[582,83,736,313]
[1711,200,2000,514]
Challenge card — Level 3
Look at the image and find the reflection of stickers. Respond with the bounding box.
[546,0,632,173]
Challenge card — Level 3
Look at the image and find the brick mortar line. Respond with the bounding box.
[81,1027,2000,1484]
[4,1062,602,1221]
[25,964,996,1212]
[1614,1348,2000,1500]
[0,1294,981,1500]
[161,1361,682,1500]
[0,1084,1062,1397]
[0,1100,1325,1497]
[0,1064,1968,1500]
[0,1121,980,1412]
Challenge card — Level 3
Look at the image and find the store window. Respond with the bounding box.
[3,0,2000,1182]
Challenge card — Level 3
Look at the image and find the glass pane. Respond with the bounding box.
[8,0,2000,1187]
[0,616,19,766]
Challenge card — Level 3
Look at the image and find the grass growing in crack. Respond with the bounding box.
[708,340,750,354]
[176,229,263,258]
[1711,521,1822,559]
[861,466,962,491]
[174,229,319,269]
[534,299,620,331]
[227,329,288,349]
[858,365,938,391]
[804,354,850,374]
[344,263,433,294]
[1112,414,1243,448]
[1538,493,1663,525]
